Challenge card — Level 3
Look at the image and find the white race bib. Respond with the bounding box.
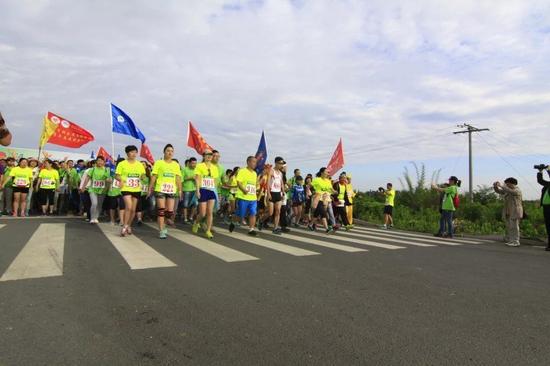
[141,183,149,193]
[161,182,175,194]
[126,177,140,189]
[14,178,27,187]
[201,177,215,189]
[41,178,53,188]
[112,179,121,189]
[246,184,256,195]
[92,180,106,189]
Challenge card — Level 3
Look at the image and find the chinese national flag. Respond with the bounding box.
[187,121,213,155]
[97,146,114,163]
[326,138,345,177]
[40,112,94,148]
[140,143,155,164]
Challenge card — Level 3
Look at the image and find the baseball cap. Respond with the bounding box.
[275,156,286,164]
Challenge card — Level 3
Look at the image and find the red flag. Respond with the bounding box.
[326,138,344,177]
[97,146,114,163]
[42,112,94,148]
[187,121,213,155]
[140,143,155,164]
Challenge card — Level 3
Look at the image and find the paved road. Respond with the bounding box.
[0,217,549,365]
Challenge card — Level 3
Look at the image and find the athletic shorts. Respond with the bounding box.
[136,196,148,213]
[121,191,141,199]
[384,205,393,216]
[182,191,197,208]
[107,196,121,210]
[155,192,177,199]
[269,192,282,203]
[198,188,216,203]
[237,199,257,218]
[38,188,55,205]
[12,186,29,194]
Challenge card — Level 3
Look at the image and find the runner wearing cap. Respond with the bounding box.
[192,149,219,239]
[259,156,286,235]
[229,156,259,236]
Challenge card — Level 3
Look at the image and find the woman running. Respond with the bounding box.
[149,144,182,239]
[192,149,218,239]
[2,158,33,217]
[37,159,60,216]
[80,156,111,224]
[308,167,336,233]
[115,145,146,237]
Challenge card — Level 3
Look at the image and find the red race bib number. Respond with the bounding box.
[126,177,140,189]
[161,183,175,194]
[201,177,215,189]
[14,178,27,187]
[41,178,53,188]
[112,179,120,189]
[92,180,105,189]
[246,184,256,195]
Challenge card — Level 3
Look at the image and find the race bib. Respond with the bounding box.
[201,177,215,189]
[161,182,175,194]
[92,180,106,189]
[41,178,53,188]
[14,178,27,187]
[126,177,140,189]
[271,180,281,191]
[112,179,121,189]
[246,184,256,195]
[141,184,149,194]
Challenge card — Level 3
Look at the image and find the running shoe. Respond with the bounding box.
[120,226,127,237]
[137,220,143,227]
[126,227,133,235]
[159,229,167,239]
[281,227,290,233]
[205,230,214,239]
[229,222,235,233]
[272,228,282,235]
[345,225,353,231]
[192,222,200,234]
[326,226,334,234]
[248,229,257,236]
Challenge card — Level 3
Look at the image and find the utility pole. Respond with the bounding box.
[453,124,490,202]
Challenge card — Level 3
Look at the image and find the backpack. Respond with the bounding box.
[453,193,460,209]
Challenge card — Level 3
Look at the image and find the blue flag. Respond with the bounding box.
[90,150,95,159]
[111,103,146,143]
[255,131,267,174]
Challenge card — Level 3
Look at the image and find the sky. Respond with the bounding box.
[1,0,550,198]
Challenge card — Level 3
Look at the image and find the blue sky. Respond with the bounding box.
[1,0,550,198]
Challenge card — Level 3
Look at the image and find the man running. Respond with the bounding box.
[115,145,146,236]
[181,157,197,223]
[229,156,258,236]
[260,156,286,234]
[149,144,183,239]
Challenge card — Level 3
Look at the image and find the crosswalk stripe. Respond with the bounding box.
[296,228,405,250]
[98,223,177,270]
[216,228,320,256]
[145,223,259,262]
[0,224,6,230]
[261,230,368,253]
[332,230,437,247]
[353,226,484,245]
[0,223,65,282]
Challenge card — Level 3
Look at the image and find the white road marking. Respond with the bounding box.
[146,223,258,262]
[0,224,5,230]
[218,229,320,257]
[1,224,65,282]
[354,226,483,245]
[334,230,438,247]
[98,223,177,270]
[263,230,368,253]
[297,228,405,250]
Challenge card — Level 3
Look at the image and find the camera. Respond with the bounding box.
[534,164,549,170]
[378,187,385,192]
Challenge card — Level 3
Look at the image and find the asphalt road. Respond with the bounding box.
[0,217,549,366]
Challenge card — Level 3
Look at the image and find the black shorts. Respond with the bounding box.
[13,186,29,194]
[39,189,55,206]
[313,202,326,218]
[121,191,141,199]
[107,196,120,210]
[269,192,282,203]
[384,205,393,216]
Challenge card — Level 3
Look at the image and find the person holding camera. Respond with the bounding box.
[536,164,550,251]
[493,177,523,247]
[431,176,460,238]
[378,183,395,229]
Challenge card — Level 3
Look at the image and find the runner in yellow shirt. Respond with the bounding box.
[148,144,183,239]
[115,145,146,237]
[2,158,33,217]
[192,149,219,239]
[229,156,258,236]
[378,183,395,229]
[37,159,60,216]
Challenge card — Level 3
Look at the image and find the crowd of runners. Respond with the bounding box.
[2,144,549,250]
[0,145,365,239]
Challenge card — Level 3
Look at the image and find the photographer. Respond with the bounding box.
[536,165,550,251]
[431,176,460,239]
[493,177,523,247]
[0,112,12,146]
[378,183,395,229]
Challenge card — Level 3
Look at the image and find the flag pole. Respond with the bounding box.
[109,103,115,160]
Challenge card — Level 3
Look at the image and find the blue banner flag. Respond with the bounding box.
[111,103,146,143]
[255,131,267,174]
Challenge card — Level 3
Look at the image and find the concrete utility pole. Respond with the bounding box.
[453,124,490,202]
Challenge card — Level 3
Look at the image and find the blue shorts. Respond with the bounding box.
[237,199,257,218]
[198,188,216,203]
[182,191,197,208]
